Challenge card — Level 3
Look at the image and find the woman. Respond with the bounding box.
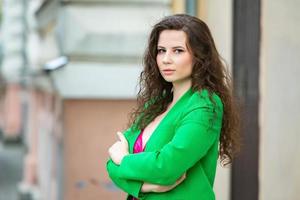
[106,14,240,200]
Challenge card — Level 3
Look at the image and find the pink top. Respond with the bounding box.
[133,129,145,154]
[131,129,145,200]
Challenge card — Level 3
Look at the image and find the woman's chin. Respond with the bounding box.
[163,79,174,83]
[162,76,175,82]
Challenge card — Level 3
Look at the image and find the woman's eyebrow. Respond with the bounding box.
[157,45,185,49]
[172,46,185,49]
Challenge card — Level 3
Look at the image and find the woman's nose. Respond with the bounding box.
[162,51,172,64]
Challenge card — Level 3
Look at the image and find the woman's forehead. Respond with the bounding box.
[157,30,187,47]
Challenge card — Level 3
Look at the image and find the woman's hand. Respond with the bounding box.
[108,131,129,165]
[141,173,186,193]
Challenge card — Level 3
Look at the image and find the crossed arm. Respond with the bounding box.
[106,105,222,198]
[107,131,186,197]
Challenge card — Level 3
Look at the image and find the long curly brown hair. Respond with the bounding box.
[128,14,240,166]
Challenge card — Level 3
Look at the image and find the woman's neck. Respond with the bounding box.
[171,79,192,103]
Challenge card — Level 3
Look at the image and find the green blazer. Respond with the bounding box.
[106,88,223,200]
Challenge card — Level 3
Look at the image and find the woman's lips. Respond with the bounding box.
[162,69,175,75]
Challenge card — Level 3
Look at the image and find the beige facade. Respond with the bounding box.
[260,0,300,199]
[0,0,25,140]
[63,100,136,199]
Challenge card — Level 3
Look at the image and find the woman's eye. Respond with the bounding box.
[174,49,183,54]
[157,49,165,54]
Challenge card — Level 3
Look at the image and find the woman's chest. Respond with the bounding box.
[141,111,168,148]
[135,111,182,151]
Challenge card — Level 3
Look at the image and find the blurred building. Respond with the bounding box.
[0,0,299,200]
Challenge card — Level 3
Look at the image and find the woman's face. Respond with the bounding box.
[156,30,193,85]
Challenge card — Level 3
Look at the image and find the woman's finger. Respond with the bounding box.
[175,173,186,184]
[117,131,127,143]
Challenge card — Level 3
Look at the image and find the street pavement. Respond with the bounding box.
[0,141,24,200]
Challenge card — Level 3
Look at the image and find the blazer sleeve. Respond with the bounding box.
[106,160,144,198]
[117,101,223,185]
[106,128,144,198]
